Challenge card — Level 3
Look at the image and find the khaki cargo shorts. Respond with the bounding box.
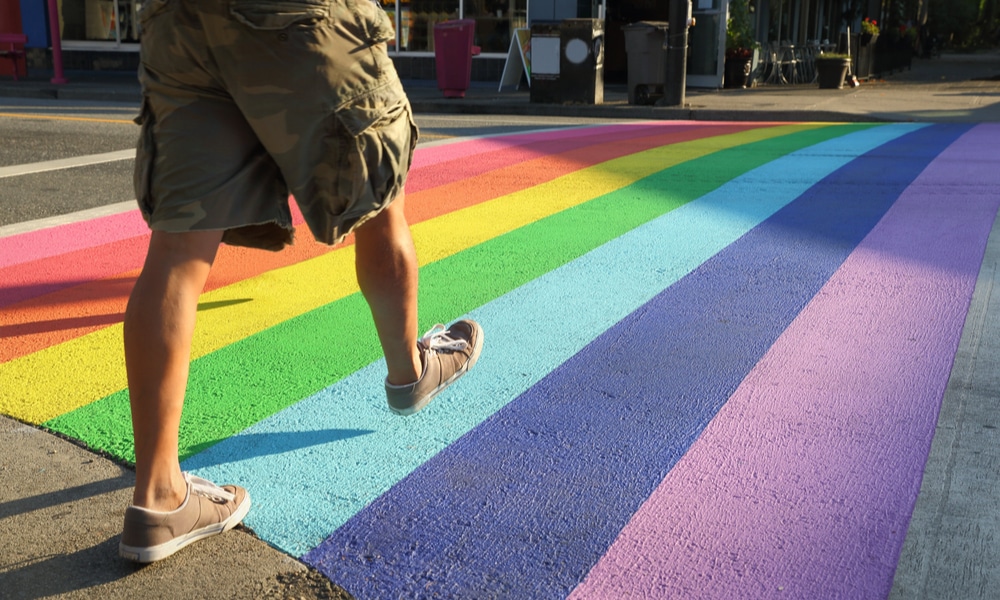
[134,0,418,250]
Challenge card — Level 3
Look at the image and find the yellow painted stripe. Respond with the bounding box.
[1,125,819,424]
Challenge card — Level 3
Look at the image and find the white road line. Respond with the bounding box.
[0,200,136,239]
[0,149,135,179]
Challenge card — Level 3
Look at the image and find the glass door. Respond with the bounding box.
[687,0,728,88]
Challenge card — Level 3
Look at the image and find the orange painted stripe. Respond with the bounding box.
[0,124,760,362]
[0,240,334,362]
[0,125,674,309]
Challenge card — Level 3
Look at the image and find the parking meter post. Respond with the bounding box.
[658,0,691,107]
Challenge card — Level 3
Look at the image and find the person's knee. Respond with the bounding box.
[143,230,224,273]
[356,195,408,241]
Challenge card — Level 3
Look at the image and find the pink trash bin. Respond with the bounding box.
[433,19,481,98]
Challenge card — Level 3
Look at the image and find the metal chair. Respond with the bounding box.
[779,42,802,84]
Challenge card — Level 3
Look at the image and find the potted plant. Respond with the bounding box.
[815,52,852,89]
[856,17,880,78]
[860,17,880,45]
[724,0,757,88]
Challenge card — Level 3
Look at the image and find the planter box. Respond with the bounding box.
[856,33,878,79]
[815,58,850,89]
[837,32,878,80]
[723,56,752,89]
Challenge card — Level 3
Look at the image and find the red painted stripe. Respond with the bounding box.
[405,123,701,193]
[409,123,673,170]
[0,124,760,362]
[0,124,682,271]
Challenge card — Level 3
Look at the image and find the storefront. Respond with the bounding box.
[56,0,140,49]
[12,0,885,88]
[385,0,528,55]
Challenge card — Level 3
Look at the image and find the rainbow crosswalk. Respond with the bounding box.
[3,121,999,598]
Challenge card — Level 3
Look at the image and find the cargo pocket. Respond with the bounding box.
[349,0,395,44]
[319,85,414,241]
[133,101,157,221]
[230,0,329,30]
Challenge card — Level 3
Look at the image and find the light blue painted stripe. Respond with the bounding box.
[184,123,927,557]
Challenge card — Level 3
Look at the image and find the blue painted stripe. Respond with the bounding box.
[305,123,973,599]
[183,123,925,558]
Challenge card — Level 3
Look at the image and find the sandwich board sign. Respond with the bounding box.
[499,28,532,91]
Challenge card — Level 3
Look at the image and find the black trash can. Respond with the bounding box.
[558,18,604,104]
[623,21,668,105]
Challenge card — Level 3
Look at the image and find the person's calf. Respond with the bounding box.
[354,196,422,385]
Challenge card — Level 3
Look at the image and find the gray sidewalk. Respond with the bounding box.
[0,50,998,122]
[2,50,1000,599]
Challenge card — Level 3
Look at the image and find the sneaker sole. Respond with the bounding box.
[118,493,251,563]
[389,323,484,416]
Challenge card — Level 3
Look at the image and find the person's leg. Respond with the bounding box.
[354,194,422,386]
[124,229,223,511]
[354,193,484,416]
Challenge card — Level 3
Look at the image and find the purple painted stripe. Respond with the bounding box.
[303,124,971,599]
[571,123,1000,599]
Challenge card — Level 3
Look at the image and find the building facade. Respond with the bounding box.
[6,0,885,88]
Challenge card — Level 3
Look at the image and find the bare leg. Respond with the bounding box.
[124,229,223,511]
[354,194,422,386]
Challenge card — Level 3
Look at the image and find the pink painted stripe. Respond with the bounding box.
[570,123,1000,600]
[0,133,553,267]
[0,210,149,269]
[409,122,670,170]
[0,123,686,271]
[0,205,307,308]
[0,124,726,308]
[404,122,703,193]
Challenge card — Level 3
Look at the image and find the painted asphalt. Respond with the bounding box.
[3,53,1000,599]
[3,117,1000,598]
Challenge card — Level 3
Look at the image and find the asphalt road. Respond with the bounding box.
[0,98,639,228]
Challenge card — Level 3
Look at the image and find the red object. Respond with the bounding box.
[433,19,480,98]
[46,0,66,83]
[0,0,26,80]
[0,32,26,80]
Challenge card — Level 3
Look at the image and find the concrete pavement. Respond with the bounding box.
[0,51,998,122]
[1,51,1000,600]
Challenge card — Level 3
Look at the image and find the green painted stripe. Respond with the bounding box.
[45,124,871,462]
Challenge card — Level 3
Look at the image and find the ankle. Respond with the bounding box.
[385,348,423,386]
[132,475,188,512]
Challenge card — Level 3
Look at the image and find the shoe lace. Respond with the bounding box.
[418,324,469,353]
[184,472,235,503]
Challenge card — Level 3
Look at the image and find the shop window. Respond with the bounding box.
[380,0,527,54]
[466,0,527,54]
[59,0,140,46]
[56,0,528,53]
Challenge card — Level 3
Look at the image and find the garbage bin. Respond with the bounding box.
[558,18,604,104]
[623,21,669,105]
[529,21,562,103]
[530,19,604,104]
[434,19,480,98]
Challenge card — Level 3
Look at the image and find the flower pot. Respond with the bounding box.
[724,56,753,88]
[857,33,877,79]
[815,58,850,89]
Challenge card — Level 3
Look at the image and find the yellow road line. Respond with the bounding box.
[0,112,134,125]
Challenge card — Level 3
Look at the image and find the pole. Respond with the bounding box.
[46,0,66,84]
[658,0,691,107]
